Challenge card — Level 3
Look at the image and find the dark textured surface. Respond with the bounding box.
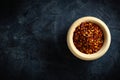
[0,0,120,80]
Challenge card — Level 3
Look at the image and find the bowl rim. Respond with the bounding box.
[67,16,111,61]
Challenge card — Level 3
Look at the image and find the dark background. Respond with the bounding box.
[0,0,120,80]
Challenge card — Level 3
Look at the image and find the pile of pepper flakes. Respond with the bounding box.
[73,22,104,54]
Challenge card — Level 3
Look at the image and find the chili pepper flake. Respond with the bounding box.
[73,22,104,54]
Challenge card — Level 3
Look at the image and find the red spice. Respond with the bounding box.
[73,22,104,54]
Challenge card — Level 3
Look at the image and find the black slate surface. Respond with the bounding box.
[0,0,120,80]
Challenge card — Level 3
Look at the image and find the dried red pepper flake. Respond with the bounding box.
[73,22,104,54]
